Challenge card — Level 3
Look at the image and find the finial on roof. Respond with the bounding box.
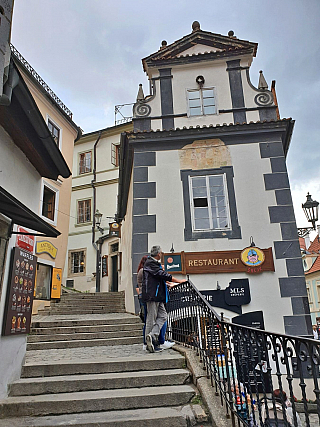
[160,40,167,50]
[258,70,268,90]
[228,30,236,39]
[136,84,145,102]
[192,21,200,32]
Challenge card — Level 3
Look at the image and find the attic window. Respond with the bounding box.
[187,88,216,116]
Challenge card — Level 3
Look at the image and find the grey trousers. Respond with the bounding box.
[145,301,167,342]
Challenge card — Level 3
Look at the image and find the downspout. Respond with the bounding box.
[91,131,102,291]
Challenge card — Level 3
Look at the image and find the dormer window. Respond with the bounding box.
[187,88,216,116]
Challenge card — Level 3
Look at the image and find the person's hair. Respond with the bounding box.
[137,255,148,273]
[273,389,287,402]
[150,245,161,257]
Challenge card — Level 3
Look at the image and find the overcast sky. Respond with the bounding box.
[10,0,320,232]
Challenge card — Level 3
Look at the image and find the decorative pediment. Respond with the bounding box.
[142,23,257,72]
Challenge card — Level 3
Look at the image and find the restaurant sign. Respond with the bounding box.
[183,248,274,275]
[35,241,57,259]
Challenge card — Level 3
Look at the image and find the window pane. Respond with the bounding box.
[194,207,209,219]
[192,177,206,187]
[202,89,214,98]
[189,98,201,108]
[188,91,200,100]
[195,218,210,230]
[209,175,223,187]
[193,186,207,198]
[194,198,208,208]
[204,105,216,115]
[42,187,55,221]
[219,218,229,228]
[190,107,201,116]
[203,98,215,107]
[211,196,226,207]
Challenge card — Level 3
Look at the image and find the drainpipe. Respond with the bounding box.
[91,131,102,292]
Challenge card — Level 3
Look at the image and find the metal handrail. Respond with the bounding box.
[10,44,73,119]
[167,279,320,427]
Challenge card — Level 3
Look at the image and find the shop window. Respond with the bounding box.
[111,144,120,166]
[35,263,52,300]
[77,199,91,224]
[42,186,56,221]
[187,88,216,116]
[48,119,60,146]
[181,167,241,241]
[68,249,86,276]
[79,151,92,174]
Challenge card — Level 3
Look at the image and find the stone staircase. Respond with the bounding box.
[37,291,126,315]
[0,299,209,426]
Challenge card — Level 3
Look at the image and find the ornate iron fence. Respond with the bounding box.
[167,279,320,427]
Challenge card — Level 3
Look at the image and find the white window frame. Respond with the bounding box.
[68,248,86,277]
[111,144,120,167]
[186,87,217,117]
[188,174,231,232]
[76,198,92,225]
[46,114,62,150]
[40,179,59,226]
[78,150,92,175]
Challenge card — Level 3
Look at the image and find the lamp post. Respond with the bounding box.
[94,209,104,292]
[297,193,319,238]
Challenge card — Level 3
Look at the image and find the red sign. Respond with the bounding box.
[16,227,35,253]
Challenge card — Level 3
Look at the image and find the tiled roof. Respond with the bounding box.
[129,117,293,135]
[306,255,320,275]
[308,234,320,253]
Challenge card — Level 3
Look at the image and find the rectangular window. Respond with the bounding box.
[111,144,120,166]
[42,186,56,221]
[307,286,312,304]
[77,199,91,224]
[189,174,230,231]
[48,119,60,145]
[187,88,216,116]
[79,151,92,174]
[68,249,86,276]
[317,282,320,303]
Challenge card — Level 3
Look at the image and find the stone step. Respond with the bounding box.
[22,353,185,378]
[49,303,125,308]
[28,329,142,342]
[0,385,195,418]
[0,405,196,426]
[10,368,190,396]
[31,323,141,334]
[27,336,142,350]
[38,309,126,315]
[31,316,141,328]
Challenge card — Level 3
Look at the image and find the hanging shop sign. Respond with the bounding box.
[15,227,35,253]
[225,279,251,306]
[35,241,57,259]
[109,222,121,238]
[102,255,108,277]
[2,247,37,336]
[163,252,185,274]
[184,248,274,275]
[51,268,62,299]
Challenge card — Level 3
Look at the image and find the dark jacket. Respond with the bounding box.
[142,256,172,303]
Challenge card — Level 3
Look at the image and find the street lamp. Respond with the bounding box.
[297,193,319,238]
[95,209,104,234]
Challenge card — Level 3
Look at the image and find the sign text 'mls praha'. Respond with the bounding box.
[184,248,274,275]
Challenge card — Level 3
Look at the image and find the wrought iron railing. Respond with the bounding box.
[10,44,73,119]
[167,279,320,427]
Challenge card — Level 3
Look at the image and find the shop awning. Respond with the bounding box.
[0,186,60,238]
